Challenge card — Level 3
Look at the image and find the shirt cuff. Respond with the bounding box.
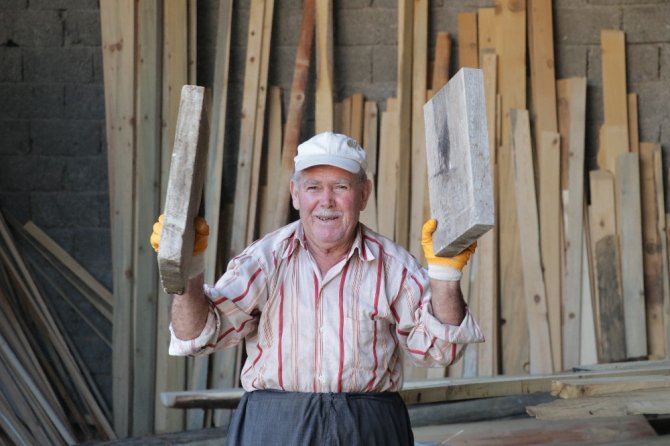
[425,308,485,344]
[168,311,218,356]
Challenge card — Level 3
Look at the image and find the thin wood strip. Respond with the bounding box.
[315,0,333,133]
[273,0,316,228]
[627,93,639,153]
[99,0,135,436]
[539,131,562,370]
[615,153,647,358]
[394,0,413,248]
[349,93,364,143]
[376,99,399,240]
[653,148,670,359]
[601,30,629,132]
[246,0,276,245]
[561,77,587,370]
[580,207,598,365]
[259,86,284,236]
[362,100,379,175]
[510,109,553,374]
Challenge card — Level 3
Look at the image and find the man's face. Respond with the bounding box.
[290,165,371,254]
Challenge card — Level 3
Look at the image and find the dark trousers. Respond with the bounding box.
[226,390,414,446]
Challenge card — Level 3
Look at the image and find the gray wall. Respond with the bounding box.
[1,0,669,412]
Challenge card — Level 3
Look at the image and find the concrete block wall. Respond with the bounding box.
[0,0,668,416]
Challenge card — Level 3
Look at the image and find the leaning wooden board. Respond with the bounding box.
[158,85,209,295]
[423,67,494,256]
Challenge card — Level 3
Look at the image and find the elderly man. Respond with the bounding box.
[151,132,483,445]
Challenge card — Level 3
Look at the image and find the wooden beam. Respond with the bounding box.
[510,109,553,374]
[376,99,399,240]
[616,153,647,359]
[627,93,639,153]
[423,68,494,257]
[477,7,497,62]
[431,32,451,92]
[654,148,670,359]
[259,86,284,236]
[552,375,670,399]
[349,93,364,143]
[158,86,209,295]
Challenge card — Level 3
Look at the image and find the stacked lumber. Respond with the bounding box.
[0,211,114,443]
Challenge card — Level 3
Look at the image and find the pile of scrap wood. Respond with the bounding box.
[0,211,115,444]
[97,0,670,438]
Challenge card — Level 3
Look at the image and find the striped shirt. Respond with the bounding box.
[169,221,484,393]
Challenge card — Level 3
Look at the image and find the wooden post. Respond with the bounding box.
[157,86,209,295]
[423,68,494,257]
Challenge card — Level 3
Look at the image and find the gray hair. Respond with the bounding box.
[292,168,368,184]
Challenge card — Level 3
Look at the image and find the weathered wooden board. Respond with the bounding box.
[423,68,494,256]
[616,153,647,359]
[431,32,451,91]
[158,86,209,295]
[458,11,478,69]
[551,375,670,399]
[314,0,333,134]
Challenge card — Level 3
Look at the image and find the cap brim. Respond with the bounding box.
[294,155,361,174]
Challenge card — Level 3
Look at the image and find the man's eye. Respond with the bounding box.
[335,184,349,190]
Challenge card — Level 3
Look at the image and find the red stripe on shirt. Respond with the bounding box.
[211,267,262,306]
[366,244,384,391]
[216,317,255,342]
[313,272,319,392]
[278,283,285,390]
[337,263,350,393]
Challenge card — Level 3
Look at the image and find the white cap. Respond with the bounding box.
[294,132,367,174]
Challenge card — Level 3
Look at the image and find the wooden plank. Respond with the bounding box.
[259,86,284,236]
[580,210,598,365]
[640,143,665,359]
[477,7,496,62]
[395,0,413,249]
[495,0,527,375]
[229,0,267,259]
[246,0,275,245]
[376,99,399,240]
[423,68,494,257]
[431,32,451,92]
[457,11,478,69]
[560,77,587,369]
[510,109,553,374]
[99,0,135,437]
[338,96,352,135]
[360,100,378,232]
[314,0,334,133]
[539,131,562,370]
[589,170,626,363]
[654,148,670,359]
[527,388,670,420]
[628,93,639,153]
[349,93,364,143]
[598,29,629,174]
[552,375,670,399]
[157,86,209,295]
[616,153,647,359]
[413,416,658,446]
[273,0,316,228]
[409,0,428,263]
[528,0,558,152]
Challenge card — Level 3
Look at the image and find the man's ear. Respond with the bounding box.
[359,178,372,211]
[290,179,300,210]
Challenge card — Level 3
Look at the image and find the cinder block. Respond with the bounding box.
[12,10,63,47]
[371,45,396,83]
[65,84,104,119]
[335,45,372,85]
[555,44,588,79]
[64,156,107,191]
[73,228,112,272]
[336,8,395,46]
[423,68,494,256]
[635,80,670,126]
[28,0,98,9]
[0,121,29,154]
[626,44,661,83]
[1,155,64,192]
[0,192,31,221]
[64,10,100,46]
[661,43,670,81]
[624,4,670,43]
[32,192,105,227]
[27,84,66,119]
[24,48,93,83]
[555,7,620,45]
[0,47,21,81]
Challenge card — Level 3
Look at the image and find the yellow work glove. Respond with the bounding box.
[150,214,210,278]
[421,219,476,281]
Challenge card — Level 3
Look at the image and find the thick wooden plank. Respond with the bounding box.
[510,109,553,374]
[413,416,658,446]
[654,148,670,358]
[395,0,413,249]
[477,7,496,62]
[580,213,598,365]
[628,93,640,153]
[495,0,527,375]
[273,0,315,228]
[158,86,209,295]
[457,11,478,69]
[349,93,364,143]
[99,0,135,436]
[423,68,494,257]
[314,0,334,133]
[560,77,587,369]
[616,153,647,359]
[539,131,562,370]
[409,0,428,263]
[362,100,379,175]
[589,169,626,363]
[640,143,665,359]
[552,375,670,399]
